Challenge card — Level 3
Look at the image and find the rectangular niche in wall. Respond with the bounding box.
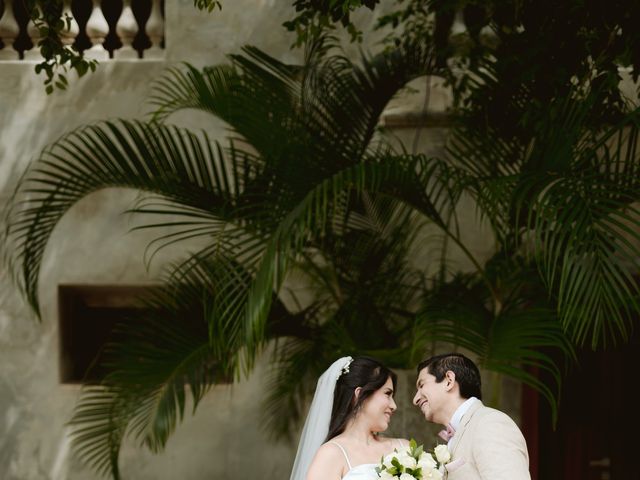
[58,284,156,384]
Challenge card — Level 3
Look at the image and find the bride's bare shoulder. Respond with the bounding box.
[317,440,347,457]
[306,441,346,479]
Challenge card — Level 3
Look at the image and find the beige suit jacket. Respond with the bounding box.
[446,401,530,480]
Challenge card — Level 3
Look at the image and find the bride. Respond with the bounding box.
[290,356,409,480]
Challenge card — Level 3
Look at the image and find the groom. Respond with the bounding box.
[413,353,530,480]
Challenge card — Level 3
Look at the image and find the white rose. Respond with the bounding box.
[382,452,397,469]
[396,445,412,457]
[379,470,396,480]
[397,452,417,470]
[425,468,443,480]
[399,474,417,480]
[434,444,451,464]
[418,452,437,471]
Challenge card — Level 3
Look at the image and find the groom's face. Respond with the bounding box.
[413,367,447,424]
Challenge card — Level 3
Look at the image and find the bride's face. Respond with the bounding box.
[359,376,397,432]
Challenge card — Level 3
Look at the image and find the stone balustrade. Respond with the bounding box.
[0,0,164,61]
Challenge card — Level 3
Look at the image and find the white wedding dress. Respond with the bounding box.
[329,442,379,480]
[343,464,379,480]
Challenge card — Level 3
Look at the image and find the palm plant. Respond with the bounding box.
[4,37,454,477]
[448,62,640,348]
[3,33,639,478]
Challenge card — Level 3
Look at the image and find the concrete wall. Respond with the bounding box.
[0,2,506,479]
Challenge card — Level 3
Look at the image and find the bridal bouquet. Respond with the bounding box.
[376,439,452,480]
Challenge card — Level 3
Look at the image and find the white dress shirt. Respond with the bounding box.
[448,396,478,446]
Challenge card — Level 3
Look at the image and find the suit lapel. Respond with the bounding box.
[449,400,483,456]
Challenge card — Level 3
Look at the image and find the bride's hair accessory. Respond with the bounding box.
[289,356,354,480]
[337,356,354,379]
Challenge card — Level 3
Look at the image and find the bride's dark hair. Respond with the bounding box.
[325,356,397,441]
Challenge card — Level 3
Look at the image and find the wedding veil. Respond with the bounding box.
[289,356,353,480]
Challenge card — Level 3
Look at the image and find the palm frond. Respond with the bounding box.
[150,38,437,175]
[413,270,574,423]
[239,154,450,370]
[3,120,252,316]
[68,387,128,479]
[68,259,221,478]
[263,337,326,440]
[527,112,640,347]
[67,252,304,478]
[448,57,640,347]
[532,178,640,347]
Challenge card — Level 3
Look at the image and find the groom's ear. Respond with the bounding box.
[444,370,456,391]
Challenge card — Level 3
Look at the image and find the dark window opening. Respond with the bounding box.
[58,284,155,384]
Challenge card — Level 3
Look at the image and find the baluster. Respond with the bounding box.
[24,17,42,60]
[115,0,138,59]
[0,0,20,60]
[144,0,163,59]
[60,0,79,47]
[24,2,78,61]
[85,0,108,60]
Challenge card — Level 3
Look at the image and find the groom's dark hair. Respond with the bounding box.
[326,356,397,441]
[417,353,482,400]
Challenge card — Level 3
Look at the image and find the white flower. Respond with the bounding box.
[417,452,437,471]
[396,445,412,457]
[397,452,417,470]
[434,444,451,464]
[399,474,417,480]
[337,357,354,379]
[378,470,396,480]
[424,468,443,480]
[382,452,397,469]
